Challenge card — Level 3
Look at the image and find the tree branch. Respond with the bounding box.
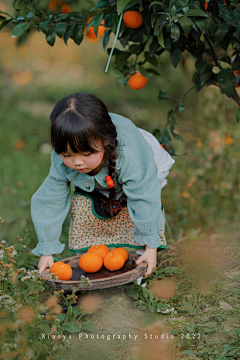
[205,34,223,69]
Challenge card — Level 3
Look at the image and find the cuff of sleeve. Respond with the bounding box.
[131,230,162,248]
[31,241,65,256]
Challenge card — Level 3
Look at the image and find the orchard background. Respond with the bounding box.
[0,1,240,360]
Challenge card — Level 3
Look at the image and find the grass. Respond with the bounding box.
[0,22,240,360]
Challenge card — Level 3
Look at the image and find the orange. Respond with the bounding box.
[234,70,240,88]
[123,11,143,29]
[79,252,103,273]
[87,244,110,259]
[104,250,125,271]
[48,0,58,11]
[60,4,71,14]
[204,1,208,11]
[50,262,72,280]
[112,248,128,262]
[84,17,106,42]
[127,71,147,90]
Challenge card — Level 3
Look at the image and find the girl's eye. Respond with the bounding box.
[62,154,71,158]
[84,153,92,156]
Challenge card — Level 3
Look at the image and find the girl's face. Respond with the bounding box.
[60,140,106,175]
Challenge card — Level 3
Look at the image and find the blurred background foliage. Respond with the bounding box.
[0,0,239,261]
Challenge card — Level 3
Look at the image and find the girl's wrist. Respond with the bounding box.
[145,245,157,251]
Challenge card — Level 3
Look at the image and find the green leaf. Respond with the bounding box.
[90,0,111,11]
[156,303,167,311]
[55,22,67,38]
[183,350,196,357]
[0,17,12,31]
[65,323,81,333]
[217,69,236,97]
[158,29,164,47]
[145,51,158,67]
[57,313,66,324]
[46,27,56,46]
[12,22,30,37]
[122,0,140,11]
[146,68,161,76]
[148,303,156,313]
[170,23,180,42]
[178,16,196,33]
[74,25,84,45]
[195,59,207,74]
[182,301,190,307]
[170,46,182,68]
[177,0,189,6]
[138,65,149,78]
[149,1,166,9]
[39,20,49,34]
[236,108,240,123]
[150,37,161,56]
[37,322,51,333]
[64,23,76,45]
[80,322,97,332]
[117,0,132,15]
[214,24,229,45]
[103,28,111,50]
[158,90,172,100]
[186,9,208,17]
[93,13,105,38]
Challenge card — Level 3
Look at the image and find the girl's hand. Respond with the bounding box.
[38,255,54,276]
[135,246,157,277]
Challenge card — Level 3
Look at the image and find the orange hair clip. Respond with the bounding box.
[106,175,114,188]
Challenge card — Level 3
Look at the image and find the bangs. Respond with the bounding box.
[51,110,101,154]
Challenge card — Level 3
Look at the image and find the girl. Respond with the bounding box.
[31,93,175,278]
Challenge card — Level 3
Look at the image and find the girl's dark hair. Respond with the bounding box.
[50,92,118,218]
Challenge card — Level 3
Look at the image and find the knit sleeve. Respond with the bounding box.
[118,136,164,249]
[31,150,71,256]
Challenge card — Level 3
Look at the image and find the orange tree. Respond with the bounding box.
[1,0,240,154]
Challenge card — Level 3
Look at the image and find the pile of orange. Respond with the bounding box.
[50,244,129,280]
[79,244,129,273]
[127,71,147,90]
[50,261,72,280]
[48,0,71,14]
[84,17,106,42]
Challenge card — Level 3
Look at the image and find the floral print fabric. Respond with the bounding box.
[69,193,167,253]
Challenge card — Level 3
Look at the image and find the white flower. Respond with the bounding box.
[11,250,17,256]
[1,240,6,244]
[0,250,4,259]
[18,267,27,271]
[21,275,32,281]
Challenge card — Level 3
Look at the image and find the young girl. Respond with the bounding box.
[31,93,175,278]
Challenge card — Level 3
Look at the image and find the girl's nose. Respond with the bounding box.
[74,158,84,166]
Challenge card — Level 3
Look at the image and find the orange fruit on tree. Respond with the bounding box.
[60,4,71,14]
[104,250,125,271]
[112,248,128,262]
[87,244,110,259]
[79,252,103,273]
[127,71,147,90]
[123,11,143,29]
[234,70,240,88]
[50,262,72,280]
[84,17,106,42]
[48,0,58,11]
[204,1,208,11]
